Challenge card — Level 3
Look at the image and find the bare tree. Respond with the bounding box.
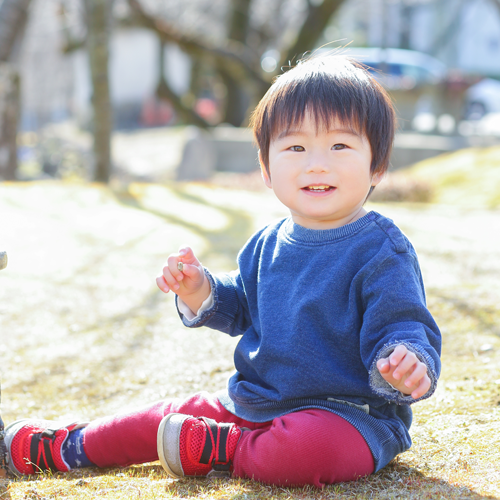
[126,0,347,126]
[0,0,31,61]
[219,0,253,125]
[83,0,113,183]
[0,0,32,180]
[281,0,346,67]
[56,0,347,182]
[0,65,20,180]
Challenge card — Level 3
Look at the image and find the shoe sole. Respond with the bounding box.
[157,413,188,479]
[4,419,34,475]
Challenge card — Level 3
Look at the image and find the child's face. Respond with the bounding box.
[260,111,382,230]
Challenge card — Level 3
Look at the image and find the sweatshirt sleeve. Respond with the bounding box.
[175,267,252,337]
[359,250,442,405]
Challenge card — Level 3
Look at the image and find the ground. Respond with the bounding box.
[1,157,500,499]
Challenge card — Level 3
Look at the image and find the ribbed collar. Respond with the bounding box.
[282,211,379,245]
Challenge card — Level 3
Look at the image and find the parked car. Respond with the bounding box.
[343,47,448,90]
[463,78,500,119]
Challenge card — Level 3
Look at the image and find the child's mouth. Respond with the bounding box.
[302,185,335,193]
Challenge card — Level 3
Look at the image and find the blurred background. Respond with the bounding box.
[0,0,500,184]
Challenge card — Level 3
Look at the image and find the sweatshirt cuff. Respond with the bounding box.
[175,269,217,327]
[369,341,438,405]
[177,292,214,321]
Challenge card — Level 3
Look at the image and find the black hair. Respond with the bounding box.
[250,55,396,176]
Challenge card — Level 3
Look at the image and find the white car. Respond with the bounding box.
[464,78,500,119]
[342,47,448,89]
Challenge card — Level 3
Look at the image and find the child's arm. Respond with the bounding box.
[376,345,431,400]
[156,246,211,315]
[361,250,441,405]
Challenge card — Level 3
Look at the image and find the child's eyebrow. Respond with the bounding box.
[276,128,363,140]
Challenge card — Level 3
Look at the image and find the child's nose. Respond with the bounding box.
[305,154,330,173]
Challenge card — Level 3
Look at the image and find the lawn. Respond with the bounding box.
[1,147,500,499]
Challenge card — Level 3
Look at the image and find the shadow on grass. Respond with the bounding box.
[3,460,497,500]
[112,183,255,268]
[436,292,500,339]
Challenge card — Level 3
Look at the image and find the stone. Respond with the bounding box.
[176,127,216,181]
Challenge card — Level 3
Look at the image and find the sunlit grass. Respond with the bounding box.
[1,156,500,498]
[375,144,500,208]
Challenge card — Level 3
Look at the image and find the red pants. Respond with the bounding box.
[84,391,374,487]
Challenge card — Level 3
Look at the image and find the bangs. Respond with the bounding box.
[266,59,369,140]
[251,55,395,175]
[269,98,365,142]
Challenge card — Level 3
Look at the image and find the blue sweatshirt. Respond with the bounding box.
[178,211,441,471]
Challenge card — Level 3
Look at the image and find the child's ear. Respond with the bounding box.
[258,150,272,189]
[371,170,385,187]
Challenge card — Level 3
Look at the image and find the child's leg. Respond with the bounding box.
[234,409,374,487]
[159,408,374,487]
[83,391,260,468]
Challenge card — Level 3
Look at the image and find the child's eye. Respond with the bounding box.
[332,144,347,150]
[289,145,305,152]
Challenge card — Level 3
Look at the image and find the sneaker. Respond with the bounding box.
[157,413,242,478]
[5,419,87,475]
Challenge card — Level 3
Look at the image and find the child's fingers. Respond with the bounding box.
[178,246,199,266]
[389,345,408,368]
[391,350,418,380]
[411,373,431,399]
[166,256,184,283]
[376,358,391,374]
[156,275,170,293]
[403,362,427,389]
[179,262,203,281]
[162,260,183,290]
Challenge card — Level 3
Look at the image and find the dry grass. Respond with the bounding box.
[376,144,500,207]
[1,157,500,499]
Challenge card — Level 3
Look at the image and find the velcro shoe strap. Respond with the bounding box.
[30,429,57,472]
[199,418,232,466]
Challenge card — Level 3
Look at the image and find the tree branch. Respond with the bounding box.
[156,79,210,128]
[281,0,345,68]
[155,40,210,128]
[126,0,269,91]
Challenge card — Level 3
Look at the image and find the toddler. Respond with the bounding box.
[5,55,441,487]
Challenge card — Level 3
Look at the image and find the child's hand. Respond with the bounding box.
[376,345,431,399]
[156,247,206,298]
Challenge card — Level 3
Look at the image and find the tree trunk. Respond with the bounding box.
[220,0,252,125]
[0,63,20,180]
[219,68,250,125]
[281,0,345,67]
[85,0,113,183]
[0,0,32,182]
[0,0,31,62]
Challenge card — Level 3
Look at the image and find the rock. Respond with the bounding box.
[176,127,216,181]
